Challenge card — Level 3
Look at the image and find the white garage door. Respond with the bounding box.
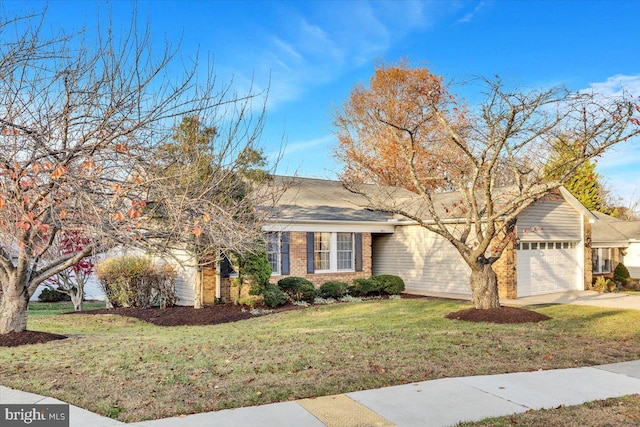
[517,242,579,297]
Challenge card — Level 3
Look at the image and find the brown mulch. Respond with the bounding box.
[445,306,551,324]
[68,303,306,327]
[0,330,68,347]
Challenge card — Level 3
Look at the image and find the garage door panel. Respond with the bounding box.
[517,242,578,297]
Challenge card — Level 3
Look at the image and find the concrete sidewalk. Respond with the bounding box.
[503,290,640,311]
[2,360,640,427]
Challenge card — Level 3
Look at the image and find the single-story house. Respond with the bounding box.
[590,212,640,279]
[175,176,602,306]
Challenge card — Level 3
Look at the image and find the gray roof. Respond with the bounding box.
[266,176,598,227]
[267,176,397,222]
[591,211,640,244]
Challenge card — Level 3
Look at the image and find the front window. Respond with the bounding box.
[266,232,280,274]
[314,232,354,272]
[314,232,332,271]
[592,248,613,274]
[336,233,354,270]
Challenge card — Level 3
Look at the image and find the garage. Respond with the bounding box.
[516,241,580,297]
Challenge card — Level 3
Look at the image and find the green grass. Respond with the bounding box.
[2,299,640,422]
[28,301,106,317]
[457,394,640,426]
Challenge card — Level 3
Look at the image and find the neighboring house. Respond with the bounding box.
[174,177,598,305]
[591,212,640,278]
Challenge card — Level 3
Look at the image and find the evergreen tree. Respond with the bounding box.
[544,140,605,212]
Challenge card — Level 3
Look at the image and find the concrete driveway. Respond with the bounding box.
[503,290,640,311]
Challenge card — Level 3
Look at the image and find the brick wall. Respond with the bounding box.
[283,231,372,286]
[495,239,517,299]
[584,221,594,288]
[200,266,233,305]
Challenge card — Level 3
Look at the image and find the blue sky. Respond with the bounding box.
[10,0,640,206]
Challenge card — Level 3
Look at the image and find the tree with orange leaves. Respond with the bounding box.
[334,60,469,192]
[334,60,640,309]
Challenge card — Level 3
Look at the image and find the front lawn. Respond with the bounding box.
[1,298,640,422]
[27,301,107,317]
[457,394,640,426]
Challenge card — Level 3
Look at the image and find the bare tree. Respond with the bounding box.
[334,63,640,309]
[0,11,280,333]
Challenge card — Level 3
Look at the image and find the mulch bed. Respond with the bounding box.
[67,303,305,326]
[445,306,551,324]
[0,330,68,347]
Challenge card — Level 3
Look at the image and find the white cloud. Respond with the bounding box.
[582,74,640,98]
[458,1,489,24]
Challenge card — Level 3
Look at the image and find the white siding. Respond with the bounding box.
[517,195,581,241]
[373,226,471,295]
[624,242,640,278]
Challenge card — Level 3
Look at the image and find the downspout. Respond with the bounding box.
[216,251,222,304]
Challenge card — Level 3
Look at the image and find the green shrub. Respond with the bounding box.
[277,276,316,302]
[236,251,272,286]
[613,263,631,285]
[348,278,383,297]
[38,287,71,302]
[371,274,405,295]
[296,282,317,303]
[319,281,348,299]
[96,256,177,308]
[260,283,287,308]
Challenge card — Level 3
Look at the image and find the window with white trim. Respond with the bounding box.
[265,232,280,274]
[314,232,354,272]
[592,248,612,274]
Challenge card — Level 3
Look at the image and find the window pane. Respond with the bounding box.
[556,242,562,249]
[314,251,330,271]
[336,233,353,270]
[603,248,612,273]
[522,242,529,250]
[265,232,280,274]
[592,248,599,273]
[314,233,331,251]
[314,233,331,270]
[531,242,538,250]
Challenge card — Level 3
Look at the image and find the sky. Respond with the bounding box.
[7,0,640,207]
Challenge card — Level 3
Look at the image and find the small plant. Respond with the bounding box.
[371,274,405,295]
[319,281,348,299]
[249,308,273,315]
[613,262,631,285]
[292,300,309,307]
[237,295,259,308]
[313,297,337,305]
[593,276,616,293]
[340,295,363,303]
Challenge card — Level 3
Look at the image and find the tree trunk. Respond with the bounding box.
[470,263,500,309]
[71,288,83,312]
[0,286,30,333]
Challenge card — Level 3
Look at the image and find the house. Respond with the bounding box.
[175,176,600,305]
[591,212,640,278]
